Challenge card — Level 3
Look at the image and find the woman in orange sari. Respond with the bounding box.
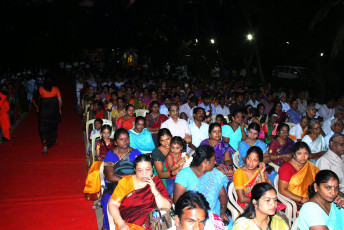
[108,155,171,229]
[278,141,319,209]
[233,146,270,209]
[116,104,136,130]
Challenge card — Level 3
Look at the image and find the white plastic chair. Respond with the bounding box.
[291,218,298,230]
[233,151,239,169]
[227,183,244,221]
[91,133,101,163]
[224,115,230,123]
[286,122,296,129]
[85,104,90,113]
[99,162,105,195]
[135,109,149,117]
[274,175,297,226]
[268,162,280,172]
[85,119,95,154]
[107,205,116,230]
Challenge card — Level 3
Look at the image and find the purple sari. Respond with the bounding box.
[200,139,234,164]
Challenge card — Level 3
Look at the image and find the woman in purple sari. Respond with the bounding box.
[200,123,234,179]
[268,123,294,166]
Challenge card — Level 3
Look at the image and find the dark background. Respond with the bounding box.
[1,0,343,97]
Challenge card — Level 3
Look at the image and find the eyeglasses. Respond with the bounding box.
[333,142,344,147]
[314,127,321,130]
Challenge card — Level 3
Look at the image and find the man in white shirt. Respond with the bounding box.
[316,133,344,193]
[159,96,172,117]
[161,104,191,139]
[189,107,209,150]
[215,96,230,116]
[324,118,344,149]
[318,98,336,121]
[198,94,216,115]
[179,96,198,119]
[322,108,344,135]
[246,91,259,108]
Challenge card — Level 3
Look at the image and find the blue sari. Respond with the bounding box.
[129,128,155,154]
[327,202,344,230]
[188,168,234,229]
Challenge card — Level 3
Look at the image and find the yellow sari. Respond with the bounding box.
[288,161,319,198]
[233,215,289,230]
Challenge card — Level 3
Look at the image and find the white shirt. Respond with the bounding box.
[281,101,290,112]
[215,104,230,116]
[161,118,191,139]
[302,134,326,164]
[324,131,334,149]
[289,123,304,142]
[322,116,334,135]
[189,122,209,147]
[246,99,259,108]
[318,104,335,121]
[179,103,195,119]
[316,149,344,193]
[159,104,169,116]
[198,102,216,114]
[297,99,307,114]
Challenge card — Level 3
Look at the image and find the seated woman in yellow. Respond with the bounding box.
[108,155,172,229]
[233,146,270,209]
[232,183,289,230]
[278,141,319,209]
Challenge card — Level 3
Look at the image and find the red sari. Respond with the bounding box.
[113,175,171,229]
[116,116,136,130]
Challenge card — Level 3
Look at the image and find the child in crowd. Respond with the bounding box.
[88,118,103,157]
[165,136,186,196]
[215,114,226,126]
[89,100,108,119]
[95,124,114,161]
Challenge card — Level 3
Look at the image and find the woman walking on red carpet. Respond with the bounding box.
[35,78,62,154]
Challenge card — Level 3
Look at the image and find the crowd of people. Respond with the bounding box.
[64,59,344,230]
[0,68,50,142]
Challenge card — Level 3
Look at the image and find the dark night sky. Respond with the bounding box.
[0,0,342,75]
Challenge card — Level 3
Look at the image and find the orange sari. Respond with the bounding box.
[233,169,263,209]
[288,161,319,198]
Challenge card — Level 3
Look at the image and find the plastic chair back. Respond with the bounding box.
[227,183,244,220]
[91,132,101,163]
[135,109,149,117]
[233,151,239,169]
[274,175,297,226]
[99,162,105,194]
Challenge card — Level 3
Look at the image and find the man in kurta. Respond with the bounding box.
[0,92,11,141]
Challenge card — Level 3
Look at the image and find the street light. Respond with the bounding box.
[210,38,215,44]
[195,38,198,43]
[247,33,253,41]
[320,52,324,57]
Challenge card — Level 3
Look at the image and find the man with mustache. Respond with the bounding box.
[188,107,208,150]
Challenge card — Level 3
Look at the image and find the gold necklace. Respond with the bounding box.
[314,196,330,215]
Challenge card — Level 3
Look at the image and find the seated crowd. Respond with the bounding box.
[72,61,344,230]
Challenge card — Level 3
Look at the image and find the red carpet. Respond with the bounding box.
[0,76,98,229]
